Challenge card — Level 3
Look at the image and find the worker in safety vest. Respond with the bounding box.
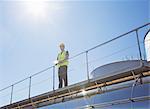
[56,43,69,88]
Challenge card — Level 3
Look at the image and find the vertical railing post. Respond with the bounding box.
[28,76,32,98]
[53,66,55,91]
[135,29,142,60]
[10,85,14,104]
[85,51,90,81]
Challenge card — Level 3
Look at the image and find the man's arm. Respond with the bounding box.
[55,55,59,65]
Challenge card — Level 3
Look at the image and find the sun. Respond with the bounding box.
[23,0,48,19]
[16,0,63,24]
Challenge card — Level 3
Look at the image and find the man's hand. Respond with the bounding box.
[58,60,64,64]
[54,60,58,65]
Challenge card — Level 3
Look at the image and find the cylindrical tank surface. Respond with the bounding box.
[145,31,150,62]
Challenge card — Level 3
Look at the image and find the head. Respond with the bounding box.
[59,43,65,51]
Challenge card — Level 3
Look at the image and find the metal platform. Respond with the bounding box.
[1,60,150,109]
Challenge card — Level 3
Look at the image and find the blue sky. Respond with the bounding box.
[0,0,149,106]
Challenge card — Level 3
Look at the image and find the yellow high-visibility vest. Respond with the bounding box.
[57,51,69,67]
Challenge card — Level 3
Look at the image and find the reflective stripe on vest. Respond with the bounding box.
[57,51,69,67]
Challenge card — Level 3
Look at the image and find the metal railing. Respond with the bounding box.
[0,23,149,107]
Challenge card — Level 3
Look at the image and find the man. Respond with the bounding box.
[56,43,69,88]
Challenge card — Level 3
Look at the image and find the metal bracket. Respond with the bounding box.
[95,81,102,93]
[129,98,135,102]
[29,98,37,109]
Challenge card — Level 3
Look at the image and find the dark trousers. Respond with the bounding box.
[58,65,68,88]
